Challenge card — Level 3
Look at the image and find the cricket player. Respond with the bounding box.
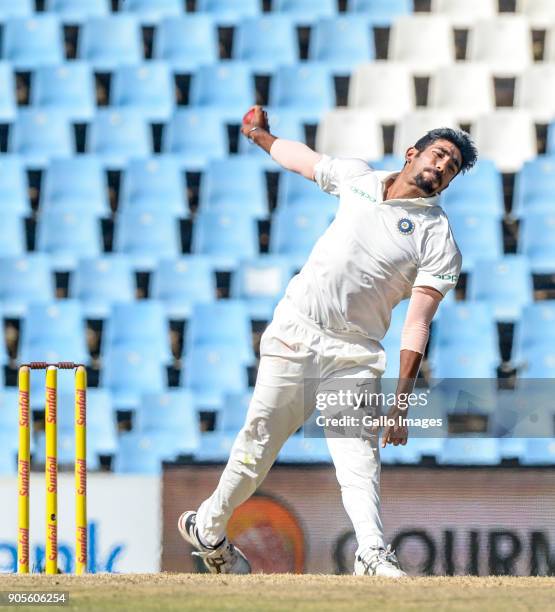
[178,106,478,576]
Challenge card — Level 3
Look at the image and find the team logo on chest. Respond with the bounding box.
[397,217,415,235]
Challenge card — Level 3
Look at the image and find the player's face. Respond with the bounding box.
[405,139,463,196]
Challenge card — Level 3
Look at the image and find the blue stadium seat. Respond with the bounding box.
[491,389,554,438]
[32,63,96,123]
[192,211,258,270]
[194,431,235,462]
[437,437,500,465]
[519,210,555,273]
[0,433,17,475]
[0,255,54,317]
[380,299,409,379]
[45,0,109,23]
[277,436,331,463]
[441,159,504,219]
[70,255,136,319]
[431,345,499,378]
[36,210,102,270]
[122,0,183,24]
[0,0,33,17]
[79,15,143,71]
[163,109,227,170]
[379,440,422,465]
[102,348,166,410]
[219,391,251,432]
[200,157,267,219]
[41,156,108,216]
[0,156,28,217]
[519,347,555,378]
[347,0,413,26]
[512,302,555,365]
[120,156,188,216]
[0,213,25,256]
[2,16,64,70]
[231,256,295,320]
[88,110,151,169]
[153,15,218,73]
[10,110,73,169]
[113,209,181,271]
[309,16,375,75]
[467,256,533,322]
[190,62,255,123]
[521,439,555,466]
[371,156,405,171]
[269,63,335,124]
[234,16,298,73]
[277,170,338,215]
[114,431,180,474]
[512,156,555,217]
[151,256,215,319]
[196,0,260,26]
[449,213,503,272]
[111,62,175,123]
[0,390,21,440]
[186,301,254,366]
[0,62,16,122]
[136,390,199,455]
[274,0,337,25]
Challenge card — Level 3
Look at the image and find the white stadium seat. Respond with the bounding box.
[347,61,415,124]
[473,110,537,173]
[430,0,497,28]
[393,110,458,158]
[467,16,533,76]
[515,64,555,123]
[428,63,495,124]
[389,15,455,76]
[315,109,383,160]
[517,0,555,29]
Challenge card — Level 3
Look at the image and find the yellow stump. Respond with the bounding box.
[17,366,30,574]
[74,366,87,575]
[45,366,58,575]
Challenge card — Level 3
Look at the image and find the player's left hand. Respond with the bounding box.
[381,408,408,448]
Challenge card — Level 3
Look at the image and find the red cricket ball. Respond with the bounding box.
[243,108,255,124]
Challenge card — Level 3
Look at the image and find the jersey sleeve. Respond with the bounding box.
[414,218,462,297]
[313,155,370,196]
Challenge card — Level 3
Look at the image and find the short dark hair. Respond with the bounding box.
[413,127,478,174]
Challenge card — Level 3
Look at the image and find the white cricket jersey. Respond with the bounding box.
[283,155,462,342]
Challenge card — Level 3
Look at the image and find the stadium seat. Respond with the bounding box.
[190,62,255,123]
[196,0,260,26]
[278,436,331,464]
[41,156,109,216]
[114,431,180,474]
[381,299,409,379]
[430,0,496,27]
[277,170,338,215]
[0,156,28,218]
[36,211,102,270]
[393,110,457,158]
[234,16,298,73]
[163,109,227,170]
[347,0,412,26]
[0,62,16,123]
[0,255,54,318]
[467,16,533,77]
[472,111,536,173]
[111,63,175,123]
[0,213,26,256]
[512,302,555,365]
[120,157,188,217]
[379,439,422,465]
[219,391,251,433]
[151,256,216,319]
[348,62,415,124]
[274,0,336,25]
[0,434,17,475]
[87,110,152,169]
[512,156,555,218]
[519,211,555,274]
[515,65,555,124]
[269,63,335,124]
[437,438,500,465]
[194,430,235,462]
[517,0,555,28]
[45,0,109,23]
[440,159,504,219]
[432,345,499,378]
[388,15,455,75]
[467,256,533,322]
[520,348,555,378]
[79,15,143,71]
[199,157,267,219]
[70,255,136,319]
[449,213,503,272]
[370,155,405,171]
[521,439,555,466]
[0,0,33,17]
[309,16,375,75]
[10,110,73,169]
[102,348,166,410]
[153,15,218,73]
[316,109,383,160]
[428,64,495,124]
[192,211,258,271]
[0,390,21,442]
[2,16,64,70]
[491,389,554,438]
[113,209,181,271]
[104,300,172,363]
[32,63,96,123]
[185,301,254,366]
[122,0,183,24]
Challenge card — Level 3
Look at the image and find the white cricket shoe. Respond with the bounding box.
[178,511,251,574]
[354,545,407,577]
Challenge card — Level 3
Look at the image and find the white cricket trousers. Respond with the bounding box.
[196,298,387,555]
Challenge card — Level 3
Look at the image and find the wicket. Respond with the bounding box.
[17,362,87,575]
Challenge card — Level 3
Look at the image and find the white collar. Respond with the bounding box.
[373,170,441,208]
